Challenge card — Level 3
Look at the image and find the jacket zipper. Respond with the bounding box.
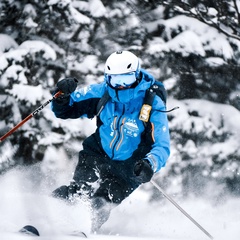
[110,105,125,159]
[116,117,126,151]
[109,116,118,149]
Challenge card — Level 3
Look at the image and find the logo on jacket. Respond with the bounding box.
[74,86,91,99]
[124,119,139,137]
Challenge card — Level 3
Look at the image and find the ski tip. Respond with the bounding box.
[19,225,40,236]
[69,231,88,238]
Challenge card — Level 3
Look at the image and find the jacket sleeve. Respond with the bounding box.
[145,96,170,172]
[51,83,106,119]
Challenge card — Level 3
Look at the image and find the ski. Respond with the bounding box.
[67,231,88,238]
[19,225,40,236]
[19,225,88,238]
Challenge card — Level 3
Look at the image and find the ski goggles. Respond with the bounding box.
[105,72,137,89]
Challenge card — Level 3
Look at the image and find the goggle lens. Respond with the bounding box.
[106,72,136,89]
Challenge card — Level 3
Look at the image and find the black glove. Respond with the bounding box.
[57,77,78,94]
[134,159,154,183]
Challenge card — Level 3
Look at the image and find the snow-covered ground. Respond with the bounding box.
[0,165,239,240]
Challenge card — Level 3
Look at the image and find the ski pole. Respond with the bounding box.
[150,180,214,240]
[0,91,62,143]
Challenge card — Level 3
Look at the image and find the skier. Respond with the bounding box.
[51,50,170,232]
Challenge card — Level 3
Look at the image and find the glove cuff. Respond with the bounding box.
[145,154,159,173]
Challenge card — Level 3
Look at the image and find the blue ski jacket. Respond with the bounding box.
[52,69,170,172]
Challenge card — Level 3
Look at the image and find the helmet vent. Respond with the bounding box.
[107,66,111,70]
[127,63,132,69]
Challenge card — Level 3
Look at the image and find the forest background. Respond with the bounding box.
[0,0,240,201]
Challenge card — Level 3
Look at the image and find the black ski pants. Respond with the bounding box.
[73,134,142,205]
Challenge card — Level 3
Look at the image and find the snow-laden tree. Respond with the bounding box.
[0,34,61,168]
[158,99,240,198]
[0,0,95,171]
[136,0,240,110]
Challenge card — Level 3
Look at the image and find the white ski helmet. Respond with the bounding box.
[104,50,141,89]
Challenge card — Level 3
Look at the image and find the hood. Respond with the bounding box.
[107,69,155,104]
